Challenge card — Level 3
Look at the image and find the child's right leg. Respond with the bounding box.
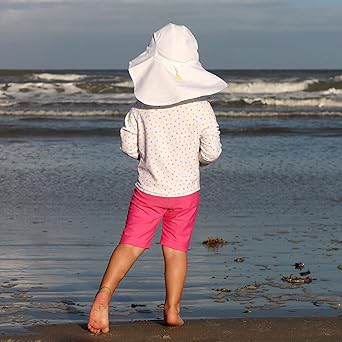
[160,190,200,326]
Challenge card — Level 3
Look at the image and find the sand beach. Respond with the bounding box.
[1,318,342,342]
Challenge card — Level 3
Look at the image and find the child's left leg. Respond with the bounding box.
[88,188,165,334]
[88,243,145,334]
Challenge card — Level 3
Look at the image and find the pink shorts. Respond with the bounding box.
[120,187,200,252]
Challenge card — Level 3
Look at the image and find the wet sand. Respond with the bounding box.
[1,318,342,342]
[1,118,342,331]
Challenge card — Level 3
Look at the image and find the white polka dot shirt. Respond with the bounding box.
[120,99,222,197]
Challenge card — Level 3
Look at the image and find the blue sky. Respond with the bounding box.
[0,0,341,69]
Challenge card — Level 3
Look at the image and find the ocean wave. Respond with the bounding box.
[114,80,134,88]
[5,82,83,94]
[0,126,119,137]
[214,111,342,117]
[0,97,136,110]
[322,88,342,95]
[224,78,342,94]
[246,97,342,108]
[77,82,133,94]
[2,70,342,116]
[306,79,342,92]
[1,109,342,118]
[1,124,341,138]
[0,89,10,98]
[0,90,16,106]
[225,80,318,94]
[2,81,134,95]
[0,101,16,107]
[33,73,86,81]
[219,125,342,136]
[0,110,124,117]
[215,96,342,108]
[4,79,341,98]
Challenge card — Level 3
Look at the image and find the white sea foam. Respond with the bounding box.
[52,93,136,105]
[0,83,136,107]
[33,73,86,81]
[224,79,318,94]
[114,80,134,88]
[322,88,342,95]
[6,82,83,94]
[0,90,8,99]
[0,89,16,106]
[2,71,341,116]
[243,97,342,108]
[333,75,342,81]
[0,99,16,107]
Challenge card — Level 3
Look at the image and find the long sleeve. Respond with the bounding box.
[120,108,139,160]
[198,102,222,165]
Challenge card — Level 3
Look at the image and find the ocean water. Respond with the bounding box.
[1,69,342,117]
[0,70,342,333]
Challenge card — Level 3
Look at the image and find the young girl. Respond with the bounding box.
[88,23,227,334]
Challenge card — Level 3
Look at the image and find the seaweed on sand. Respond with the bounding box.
[281,274,312,284]
[202,237,228,248]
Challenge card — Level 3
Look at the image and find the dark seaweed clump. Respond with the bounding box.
[202,237,228,247]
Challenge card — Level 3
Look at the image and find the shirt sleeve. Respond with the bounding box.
[198,101,222,166]
[120,108,139,160]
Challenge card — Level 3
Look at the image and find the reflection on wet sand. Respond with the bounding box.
[1,116,342,333]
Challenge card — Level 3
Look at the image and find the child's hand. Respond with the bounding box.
[198,151,209,167]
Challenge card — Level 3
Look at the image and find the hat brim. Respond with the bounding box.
[128,58,227,106]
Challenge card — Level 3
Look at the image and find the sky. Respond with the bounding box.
[0,0,341,69]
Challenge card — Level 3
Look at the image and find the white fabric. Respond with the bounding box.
[120,100,222,197]
[128,23,227,106]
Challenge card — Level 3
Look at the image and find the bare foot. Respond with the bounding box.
[88,289,111,334]
[163,304,184,327]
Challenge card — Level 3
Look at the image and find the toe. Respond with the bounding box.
[88,325,98,334]
[102,326,110,333]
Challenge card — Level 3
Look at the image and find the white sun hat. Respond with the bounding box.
[128,23,227,106]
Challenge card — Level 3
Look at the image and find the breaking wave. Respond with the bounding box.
[1,69,342,117]
[225,78,342,94]
[239,97,342,108]
[225,80,318,94]
[33,73,86,81]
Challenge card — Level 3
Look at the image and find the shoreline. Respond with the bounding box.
[1,317,342,342]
